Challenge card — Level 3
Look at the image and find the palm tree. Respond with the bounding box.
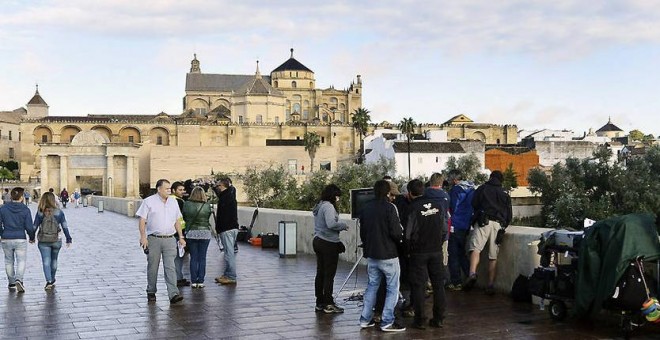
[303,131,321,172]
[351,107,371,163]
[399,117,416,180]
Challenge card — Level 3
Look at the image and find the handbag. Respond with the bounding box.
[190,202,216,237]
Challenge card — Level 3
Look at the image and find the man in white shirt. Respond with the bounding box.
[137,179,186,304]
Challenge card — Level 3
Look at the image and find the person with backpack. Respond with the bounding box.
[60,188,69,209]
[446,170,475,291]
[34,191,72,290]
[0,187,34,293]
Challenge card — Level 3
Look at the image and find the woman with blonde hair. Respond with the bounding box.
[34,191,72,290]
[182,187,213,288]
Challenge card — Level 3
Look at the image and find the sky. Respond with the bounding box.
[1,0,659,138]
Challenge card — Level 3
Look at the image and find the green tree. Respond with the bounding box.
[443,153,487,185]
[628,129,644,141]
[399,117,416,180]
[351,107,371,163]
[502,163,518,191]
[303,132,321,172]
[0,168,15,180]
[239,165,293,207]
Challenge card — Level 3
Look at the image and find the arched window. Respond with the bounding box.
[293,103,301,113]
[291,81,297,88]
[274,81,278,88]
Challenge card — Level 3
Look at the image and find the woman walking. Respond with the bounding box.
[34,192,72,290]
[182,187,213,288]
[312,184,349,313]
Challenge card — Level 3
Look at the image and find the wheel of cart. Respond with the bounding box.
[548,299,568,321]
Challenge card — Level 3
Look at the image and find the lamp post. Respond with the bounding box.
[108,176,113,197]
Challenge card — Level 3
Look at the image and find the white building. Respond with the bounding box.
[364,129,484,178]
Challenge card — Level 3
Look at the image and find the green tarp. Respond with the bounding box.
[574,213,660,318]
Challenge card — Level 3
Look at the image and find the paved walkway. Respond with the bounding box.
[1,204,659,339]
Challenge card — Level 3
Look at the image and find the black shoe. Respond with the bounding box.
[412,321,426,330]
[45,282,54,290]
[170,294,183,304]
[429,319,444,328]
[463,274,477,292]
[147,293,156,302]
[8,283,16,290]
[322,304,344,314]
[177,279,191,287]
[381,322,406,332]
[315,304,324,312]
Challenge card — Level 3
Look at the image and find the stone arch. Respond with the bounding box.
[119,126,141,143]
[150,127,170,146]
[213,98,230,111]
[472,131,486,141]
[33,125,53,144]
[91,125,113,141]
[60,125,82,143]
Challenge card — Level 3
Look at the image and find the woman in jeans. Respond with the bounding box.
[34,191,72,290]
[182,187,212,288]
[312,184,348,313]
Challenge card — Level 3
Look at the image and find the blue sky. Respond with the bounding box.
[1,0,659,137]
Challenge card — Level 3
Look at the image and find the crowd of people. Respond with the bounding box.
[312,170,512,333]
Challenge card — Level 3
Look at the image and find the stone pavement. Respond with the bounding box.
[1,204,659,339]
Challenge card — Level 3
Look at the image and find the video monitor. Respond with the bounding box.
[350,188,375,219]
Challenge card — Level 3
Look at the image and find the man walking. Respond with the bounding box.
[406,179,447,329]
[358,180,405,332]
[171,181,191,287]
[0,187,34,293]
[137,179,186,304]
[213,177,239,285]
[463,171,512,295]
[446,170,475,290]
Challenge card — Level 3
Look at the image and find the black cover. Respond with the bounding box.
[261,233,279,248]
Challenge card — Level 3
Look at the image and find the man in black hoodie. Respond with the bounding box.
[406,179,447,329]
[212,177,239,285]
[463,170,512,295]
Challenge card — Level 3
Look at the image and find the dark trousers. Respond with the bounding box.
[448,229,470,285]
[410,251,446,324]
[313,237,340,306]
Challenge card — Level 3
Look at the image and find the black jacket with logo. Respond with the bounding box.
[359,199,403,260]
[406,196,446,254]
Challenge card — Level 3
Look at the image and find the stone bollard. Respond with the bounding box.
[127,201,135,218]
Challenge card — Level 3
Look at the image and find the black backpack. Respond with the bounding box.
[38,213,60,243]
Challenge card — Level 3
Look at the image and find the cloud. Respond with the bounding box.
[4,1,660,58]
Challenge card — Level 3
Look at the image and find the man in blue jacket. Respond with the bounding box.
[446,170,475,290]
[0,187,35,293]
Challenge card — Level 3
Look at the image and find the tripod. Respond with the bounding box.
[334,219,363,300]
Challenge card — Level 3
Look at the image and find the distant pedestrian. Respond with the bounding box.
[2,188,11,204]
[136,179,186,304]
[34,192,72,290]
[60,188,69,209]
[212,177,239,285]
[182,187,213,288]
[0,187,35,293]
[23,191,30,205]
[72,190,81,208]
[312,184,348,314]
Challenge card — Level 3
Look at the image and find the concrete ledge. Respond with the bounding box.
[90,196,142,217]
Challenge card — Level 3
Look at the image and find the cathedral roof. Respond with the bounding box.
[271,49,313,73]
[443,114,473,125]
[236,76,283,96]
[185,73,273,92]
[596,118,623,132]
[0,110,24,124]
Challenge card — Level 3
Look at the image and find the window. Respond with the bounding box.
[274,81,278,88]
[321,136,325,143]
[42,135,48,143]
[8,148,14,159]
[303,110,309,120]
[156,136,163,145]
[128,136,134,143]
[291,81,297,88]
[8,131,12,141]
[496,138,501,144]
[309,81,313,88]
[238,116,244,124]
[194,108,207,115]
[256,115,263,124]
[435,157,439,163]
[295,72,298,77]
[293,103,301,113]
[18,132,21,141]
[320,161,331,171]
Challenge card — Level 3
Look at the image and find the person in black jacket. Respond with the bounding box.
[358,180,406,332]
[212,177,239,285]
[463,170,512,295]
[406,179,447,329]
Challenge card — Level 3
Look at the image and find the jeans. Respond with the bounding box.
[2,239,27,284]
[146,235,179,299]
[219,229,238,280]
[448,229,470,285]
[38,240,62,283]
[410,251,447,323]
[360,257,400,326]
[188,239,210,284]
[312,237,340,306]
